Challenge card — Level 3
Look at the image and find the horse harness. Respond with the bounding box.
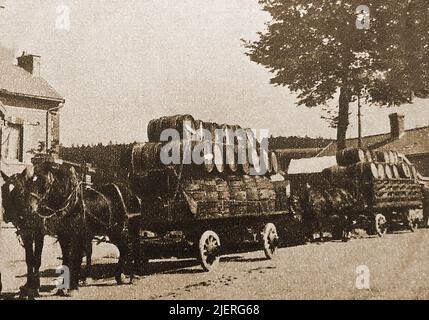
[29,179,124,235]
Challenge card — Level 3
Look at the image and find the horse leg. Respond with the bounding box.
[112,236,128,285]
[20,233,36,298]
[33,231,44,291]
[82,237,93,284]
[58,233,71,267]
[69,235,84,293]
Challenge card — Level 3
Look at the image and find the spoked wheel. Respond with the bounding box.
[198,231,221,272]
[374,213,388,237]
[262,223,279,260]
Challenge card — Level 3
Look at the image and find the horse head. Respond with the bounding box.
[1,167,34,225]
[26,161,80,215]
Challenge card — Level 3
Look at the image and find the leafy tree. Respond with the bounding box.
[244,0,429,150]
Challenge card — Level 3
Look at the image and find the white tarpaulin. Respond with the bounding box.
[287,156,337,175]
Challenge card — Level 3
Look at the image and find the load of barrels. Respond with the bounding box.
[132,114,279,176]
[182,175,278,218]
[334,148,419,181]
[324,148,422,205]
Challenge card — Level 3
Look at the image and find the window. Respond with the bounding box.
[3,123,24,162]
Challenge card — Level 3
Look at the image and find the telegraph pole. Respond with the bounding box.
[358,93,362,148]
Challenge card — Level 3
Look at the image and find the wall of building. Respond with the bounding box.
[407,153,429,177]
[0,95,61,172]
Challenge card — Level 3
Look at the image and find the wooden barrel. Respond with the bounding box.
[201,121,216,142]
[377,163,386,179]
[374,150,390,163]
[270,152,279,174]
[245,128,261,150]
[355,162,379,179]
[384,163,393,179]
[336,148,366,166]
[365,149,373,162]
[147,114,196,142]
[192,140,214,173]
[147,119,159,142]
[390,151,399,164]
[194,119,204,141]
[131,143,145,173]
[391,164,400,179]
[410,165,418,180]
[388,151,396,164]
[323,166,349,184]
[399,163,411,178]
[249,148,261,174]
[131,142,164,173]
[260,149,272,175]
[213,143,225,173]
[225,144,238,173]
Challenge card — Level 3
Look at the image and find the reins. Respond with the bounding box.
[30,180,83,231]
[30,174,118,234]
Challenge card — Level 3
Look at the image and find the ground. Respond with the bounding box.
[1,223,428,300]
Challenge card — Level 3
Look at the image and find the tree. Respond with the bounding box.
[244,0,429,150]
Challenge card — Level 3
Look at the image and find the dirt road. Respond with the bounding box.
[1,224,428,300]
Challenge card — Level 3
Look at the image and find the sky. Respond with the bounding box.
[0,0,428,146]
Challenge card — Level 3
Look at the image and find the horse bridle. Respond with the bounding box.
[29,177,82,220]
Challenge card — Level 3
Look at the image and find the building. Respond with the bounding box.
[318,113,429,177]
[0,52,64,176]
[272,113,429,178]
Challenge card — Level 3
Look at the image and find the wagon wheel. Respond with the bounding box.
[403,209,419,232]
[262,223,279,260]
[198,231,221,272]
[374,213,387,237]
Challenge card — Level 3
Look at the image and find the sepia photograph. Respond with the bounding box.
[0,0,428,304]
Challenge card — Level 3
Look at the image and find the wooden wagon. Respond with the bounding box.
[287,152,424,238]
[129,166,294,271]
[350,177,423,236]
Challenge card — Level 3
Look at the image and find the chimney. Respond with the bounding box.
[389,113,405,139]
[17,52,41,77]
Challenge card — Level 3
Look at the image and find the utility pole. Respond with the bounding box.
[357,92,362,148]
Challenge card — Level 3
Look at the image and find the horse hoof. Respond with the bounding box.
[55,288,78,298]
[81,278,94,286]
[20,286,39,299]
[54,288,68,297]
[115,273,126,285]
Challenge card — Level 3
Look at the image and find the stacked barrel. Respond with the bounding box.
[131,114,279,176]
[326,148,422,205]
[334,148,419,181]
[127,114,284,218]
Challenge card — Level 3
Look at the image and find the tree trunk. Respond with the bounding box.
[337,87,351,151]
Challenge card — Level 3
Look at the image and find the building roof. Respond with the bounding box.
[318,125,429,157]
[0,61,63,101]
[288,156,337,175]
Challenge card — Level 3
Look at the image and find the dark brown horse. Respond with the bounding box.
[303,186,354,242]
[1,168,94,298]
[2,161,140,297]
[1,168,46,298]
[25,161,141,294]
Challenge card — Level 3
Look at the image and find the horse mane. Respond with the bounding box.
[34,161,81,197]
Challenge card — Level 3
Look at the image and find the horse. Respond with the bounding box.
[24,160,141,295]
[1,168,94,298]
[2,161,140,297]
[1,168,47,298]
[302,186,354,242]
